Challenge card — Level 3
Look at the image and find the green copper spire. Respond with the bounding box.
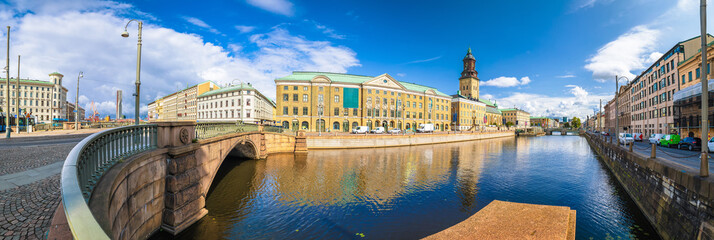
[467,47,471,54]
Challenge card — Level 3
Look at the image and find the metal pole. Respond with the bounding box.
[700,0,709,177]
[614,75,620,145]
[134,21,142,125]
[241,81,244,123]
[75,71,82,131]
[15,55,19,134]
[4,26,9,138]
[599,99,602,134]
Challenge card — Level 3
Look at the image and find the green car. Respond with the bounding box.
[659,134,681,147]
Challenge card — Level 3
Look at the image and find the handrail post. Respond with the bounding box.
[629,142,633,152]
[651,143,656,159]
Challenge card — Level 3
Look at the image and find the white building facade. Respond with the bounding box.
[197,84,275,123]
[0,72,68,123]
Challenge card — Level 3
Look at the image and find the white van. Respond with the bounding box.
[352,126,369,134]
[416,123,434,133]
[370,127,385,134]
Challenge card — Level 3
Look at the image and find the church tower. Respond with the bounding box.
[459,48,479,99]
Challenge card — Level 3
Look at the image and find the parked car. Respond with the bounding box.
[678,137,702,151]
[632,133,644,141]
[416,123,434,133]
[387,128,401,134]
[659,134,681,148]
[618,133,634,145]
[352,126,369,134]
[370,127,385,134]
[709,137,714,152]
[601,131,609,136]
[648,134,665,145]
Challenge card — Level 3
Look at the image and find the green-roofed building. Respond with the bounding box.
[147,81,220,121]
[0,72,70,123]
[274,71,452,132]
[196,83,276,124]
[449,49,504,130]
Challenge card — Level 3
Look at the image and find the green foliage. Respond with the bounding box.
[564,122,571,128]
[506,121,514,127]
[571,117,582,129]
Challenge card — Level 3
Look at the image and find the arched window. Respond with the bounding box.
[301,121,309,130]
[333,122,340,130]
[352,122,358,130]
[316,119,325,132]
[282,121,289,128]
[367,120,372,129]
[343,120,350,132]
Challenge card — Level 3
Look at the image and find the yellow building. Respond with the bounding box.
[501,108,530,128]
[148,81,219,121]
[530,117,557,128]
[450,49,503,130]
[274,72,452,132]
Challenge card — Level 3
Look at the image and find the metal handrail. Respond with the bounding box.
[195,122,260,139]
[61,124,158,239]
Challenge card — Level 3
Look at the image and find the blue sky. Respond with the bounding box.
[0,0,709,119]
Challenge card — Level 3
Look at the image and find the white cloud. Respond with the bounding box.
[0,0,359,119]
[183,16,221,34]
[585,25,661,82]
[556,74,576,78]
[235,25,256,34]
[396,73,406,77]
[246,0,294,17]
[496,85,612,119]
[481,76,531,88]
[404,56,441,64]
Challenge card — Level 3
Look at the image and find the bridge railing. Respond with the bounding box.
[263,125,294,134]
[195,122,260,139]
[61,124,158,240]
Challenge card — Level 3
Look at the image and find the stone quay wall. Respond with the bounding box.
[89,148,168,240]
[306,131,514,149]
[584,134,714,240]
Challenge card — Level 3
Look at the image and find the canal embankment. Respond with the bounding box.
[306,131,514,149]
[584,133,714,239]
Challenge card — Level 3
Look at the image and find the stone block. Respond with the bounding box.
[112,202,129,240]
[109,179,128,222]
[130,210,162,240]
[128,180,160,216]
[168,154,197,175]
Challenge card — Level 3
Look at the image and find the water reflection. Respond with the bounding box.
[162,136,658,240]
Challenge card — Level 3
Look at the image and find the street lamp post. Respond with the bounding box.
[75,71,83,131]
[121,19,142,125]
[700,0,710,177]
[615,75,629,145]
[15,55,19,134]
[4,26,9,139]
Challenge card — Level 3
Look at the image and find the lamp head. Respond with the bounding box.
[121,31,129,38]
[79,71,83,78]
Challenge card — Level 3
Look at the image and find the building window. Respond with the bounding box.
[283,86,288,90]
[334,95,340,103]
[293,107,298,115]
[318,94,324,103]
[367,109,372,116]
[367,89,372,94]
[353,108,358,116]
[293,94,298,101]
[283,94,288,101]
[303,94,308,102]
[334,107,339,115]
[293,86,298,90]
[303,86,308,91]
[375,109,380,117]
[335,87,339,92]
[303,107,308,115]
[419,112,423,118]
[319,86,324,91]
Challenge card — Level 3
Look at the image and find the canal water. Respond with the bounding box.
[162,136,659,239]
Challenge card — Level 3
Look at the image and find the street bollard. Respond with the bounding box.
[651,143,656,159]
[629,142,633,152]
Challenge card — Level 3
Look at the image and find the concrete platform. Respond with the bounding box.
[424,200,576,240]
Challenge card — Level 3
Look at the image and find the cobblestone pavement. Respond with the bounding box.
[0,143,75,175]
[0,175,61,239]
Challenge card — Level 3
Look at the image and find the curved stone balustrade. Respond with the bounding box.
[61,124,158,239]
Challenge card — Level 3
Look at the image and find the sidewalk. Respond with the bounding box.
[6,128,105,138]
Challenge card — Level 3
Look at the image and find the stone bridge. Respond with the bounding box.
[66,122,306,240]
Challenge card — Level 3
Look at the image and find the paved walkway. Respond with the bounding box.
[0,162,63,191]
[0,136,78,239]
